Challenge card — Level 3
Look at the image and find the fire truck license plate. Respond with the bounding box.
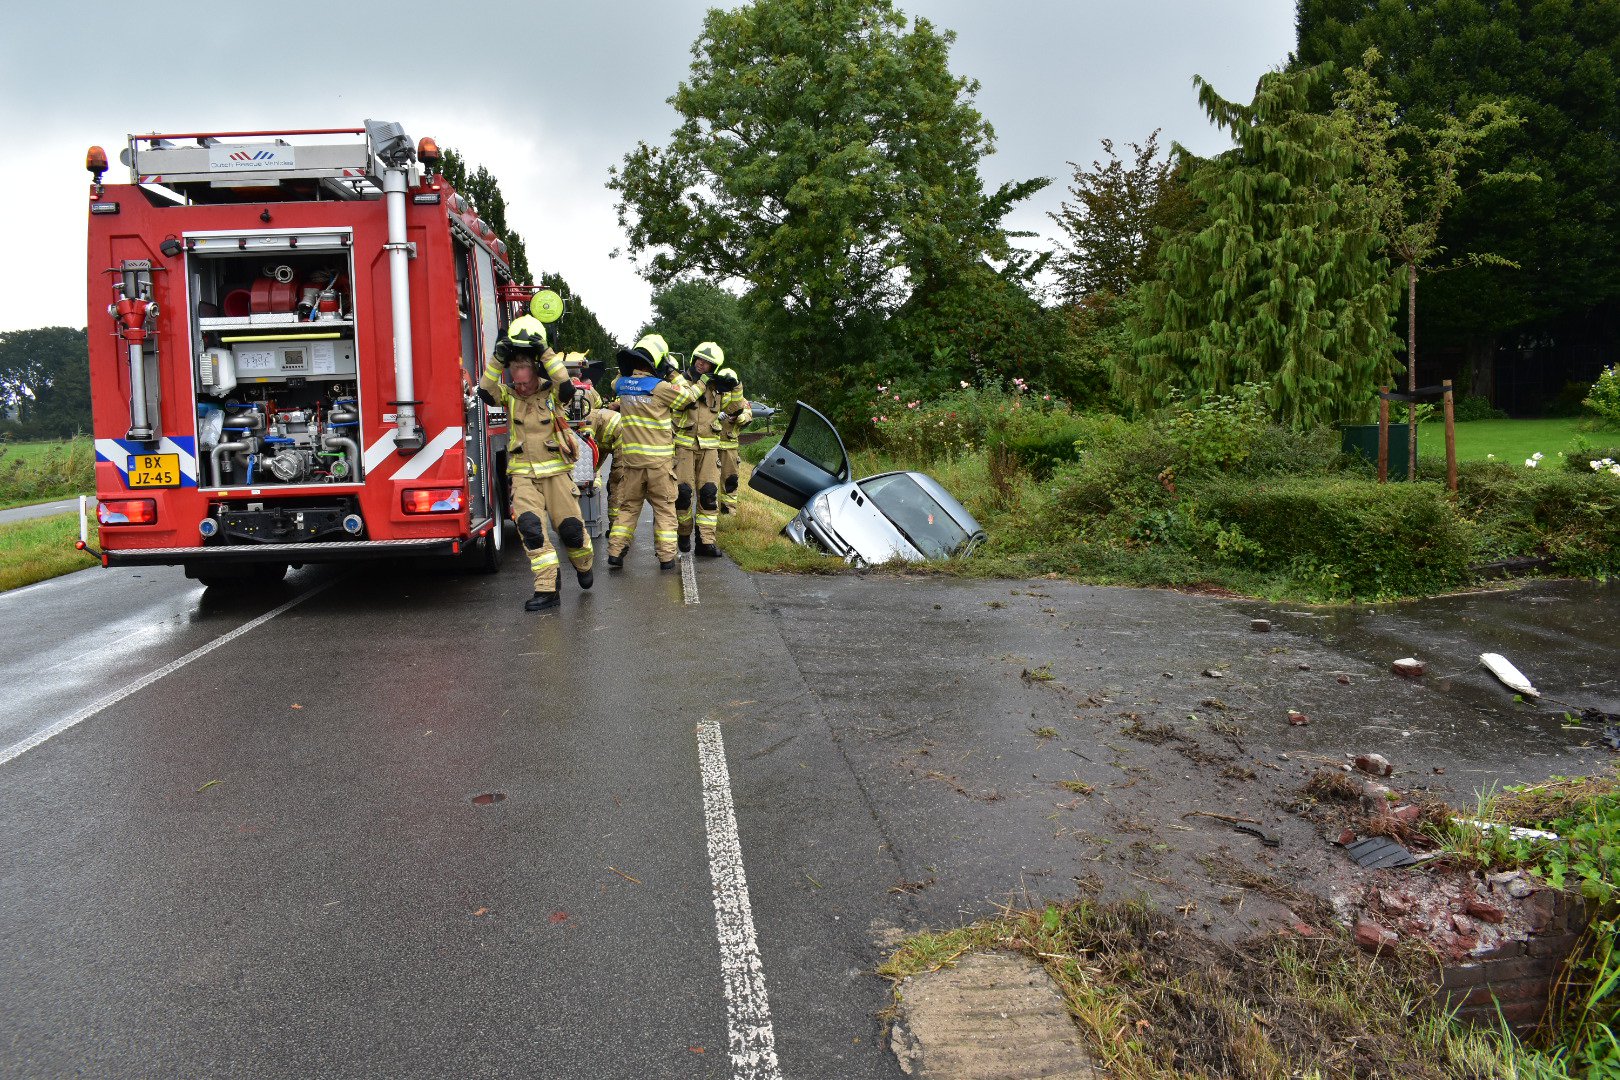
[127,453,181,488]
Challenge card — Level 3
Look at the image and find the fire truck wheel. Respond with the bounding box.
[475,520,506,574]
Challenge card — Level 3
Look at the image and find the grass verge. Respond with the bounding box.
[878,899,1564,1079]
[0,512,98,591]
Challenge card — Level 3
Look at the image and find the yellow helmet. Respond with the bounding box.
[563,350,589,373]
[635,333,670,363]
[507,314,548,350]
[692,341,725,373]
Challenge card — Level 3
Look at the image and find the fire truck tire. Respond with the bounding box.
[475,519,506,574]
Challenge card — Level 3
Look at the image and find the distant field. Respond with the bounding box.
[1418,417,1601,462]
[0,439,96,510]
[0,438,92,466]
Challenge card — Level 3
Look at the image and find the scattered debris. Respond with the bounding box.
[1250,619,1272,633]
[196,779,222,792]
[1202,669,1225,679]
[1287,710,1309,726]
[1481,652,1539,697]
[1391,658,1425,678]
[1353,753,1394,777]
[1454,817,1559,842]
[1344,836,1419,870]
[606,866,643,885]
[1298,663,1312,671]
[889,877,936,895]
[1335,674,1352,685]
[1354,918,1401,951]
[1233,823,1280,847]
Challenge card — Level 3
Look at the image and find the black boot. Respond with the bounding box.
[720,504,732,515]
[576,566,594,589]
[678,533,692,553]
[607,553,624,569]
[660,558,678,571]
[695,542,723,558]
[524,591,560,612]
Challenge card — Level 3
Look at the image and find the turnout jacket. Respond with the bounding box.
[612,373,703,468]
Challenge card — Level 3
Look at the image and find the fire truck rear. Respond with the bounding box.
[82,121,526,585]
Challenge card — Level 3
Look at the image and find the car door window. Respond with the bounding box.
[859,473,971,558]
[782,404,849,482]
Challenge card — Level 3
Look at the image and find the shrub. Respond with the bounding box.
[1157,383,1272,472]
[1585,365,1620,428]
[1456,465,1620,576]
[1452,394,1508,421]
[1192,475,1476,599]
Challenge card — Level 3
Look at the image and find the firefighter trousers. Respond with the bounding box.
[608,463,678,562]
[511,471,592,592]
[675,444,722,544]
[719,447,741,512]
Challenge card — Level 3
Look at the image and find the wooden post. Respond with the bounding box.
[1380,388,1393,485]
[1443,379,1457,493]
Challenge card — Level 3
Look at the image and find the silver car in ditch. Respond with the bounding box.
[748,402,987,566]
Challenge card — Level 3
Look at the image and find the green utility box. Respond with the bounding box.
[1341,424,1417,479]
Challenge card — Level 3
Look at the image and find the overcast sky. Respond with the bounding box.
[0,0,1295,340]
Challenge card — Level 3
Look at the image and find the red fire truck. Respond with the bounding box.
[81,121,542,585]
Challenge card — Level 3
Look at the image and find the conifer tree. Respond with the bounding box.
[1124,67,1400,428]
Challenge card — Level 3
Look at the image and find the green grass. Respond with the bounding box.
[0,439,96,510]
[0,513,98,591]
[0,438,92,466]
[1418,418,1588,463]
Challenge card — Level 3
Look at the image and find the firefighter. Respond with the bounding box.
[563,352,604,412]
[672,341,728,556]
[479,314,592,612]
[711,366,752,515]
[607,334,704,569]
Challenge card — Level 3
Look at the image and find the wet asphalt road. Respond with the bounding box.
[3,537,1616,1078]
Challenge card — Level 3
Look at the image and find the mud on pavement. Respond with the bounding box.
[752,574,1618,944]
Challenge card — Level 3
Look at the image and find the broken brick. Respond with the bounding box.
[1392,658,1425,678]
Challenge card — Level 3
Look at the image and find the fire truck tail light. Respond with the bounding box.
[99,498,157,525]
[402,488,463,514]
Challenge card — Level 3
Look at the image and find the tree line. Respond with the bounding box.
[612,0,1619,433]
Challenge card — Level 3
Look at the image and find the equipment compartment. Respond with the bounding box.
[185,233,367,489]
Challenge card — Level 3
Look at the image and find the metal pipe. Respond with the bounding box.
[210,440,250,487]
[322,434,360,482]
[126,341,154,440]
[383,166,423,451]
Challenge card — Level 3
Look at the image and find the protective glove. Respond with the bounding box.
[556,378,576,404]
[493,339,514,367]
[655,358,677,381]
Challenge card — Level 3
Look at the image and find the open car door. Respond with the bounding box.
[748,401,850,509]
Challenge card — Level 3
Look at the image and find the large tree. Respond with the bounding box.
[1296,0,1620,391]
[0,327,90,439]
[1048,131,1199,304]
[1123,66,1401,428]
[609,0,1037,412]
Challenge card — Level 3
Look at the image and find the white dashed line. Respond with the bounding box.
[0,579,337,767]
[681,552,700,605]
[696,719,782,1079]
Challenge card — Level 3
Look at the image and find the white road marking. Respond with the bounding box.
[681,552,700,606]
[0,579,337,767]
[696,720,783,1080]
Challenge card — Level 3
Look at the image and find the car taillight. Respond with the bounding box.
[98,498,157,525]
[402,487,464,514]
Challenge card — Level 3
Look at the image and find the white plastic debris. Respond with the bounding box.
[1456,817,1559,842]
[1480,652,1539,697]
